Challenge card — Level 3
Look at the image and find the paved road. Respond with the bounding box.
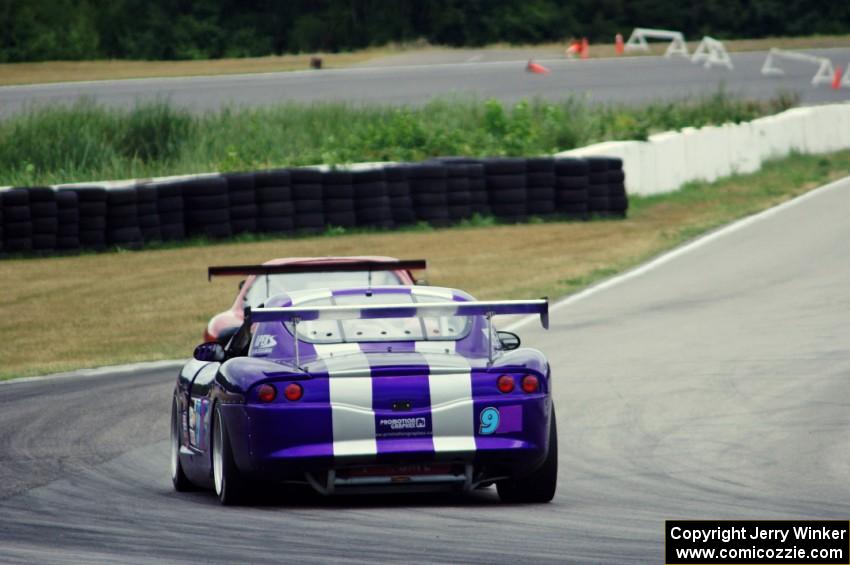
[1,177,849,563]
[1,48,849,118]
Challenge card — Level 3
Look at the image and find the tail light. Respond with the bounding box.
[284,383,304,401]
[521,375,540,393]
[496,375,515,393]
[257,384,277,403]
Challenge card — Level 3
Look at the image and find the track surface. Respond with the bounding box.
[1,48,849,117]
[2,178,850,563]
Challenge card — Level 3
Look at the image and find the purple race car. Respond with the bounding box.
[171,285,556,505]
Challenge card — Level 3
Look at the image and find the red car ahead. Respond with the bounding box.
[204,256,426,343]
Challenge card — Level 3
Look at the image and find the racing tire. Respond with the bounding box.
[212,403,246,505]
[497,410,558,503]
[171,397,193,492]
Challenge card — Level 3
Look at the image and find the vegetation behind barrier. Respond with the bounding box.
[0,92,796,187]
[3,1,850,62]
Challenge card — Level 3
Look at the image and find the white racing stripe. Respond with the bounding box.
[415,341,456,354]
[321,343,377,457]
[422,353,475,452]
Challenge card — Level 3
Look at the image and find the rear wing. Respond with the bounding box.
[248,299,548,367]
[249,299,549,329]
[208,259,427,281]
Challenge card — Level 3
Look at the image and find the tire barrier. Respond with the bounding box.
[407,163,450,227]
[525,157,557,218]
[27,187,58,252]
[182,176,232,239]
[255,169,294,234]
[71,186,108,250]
[322,170,356,229]
[136,185,161,243]
[554,158,590,219]
[153,181,186,241]
[384,166,416,226]
[352,168,393,229]
[585,157,611,215]
[105,187,144,248]
[2,188,32,253]
[445,164,473,222]
[289,168,324,233]
[225,172,258,235]
[483,158,528,223]
[56,189,80,251]
[0,156,627,257]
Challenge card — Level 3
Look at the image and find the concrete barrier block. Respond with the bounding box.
[648,131,688,193]
[726,122,761,175]
[778,107,813,153]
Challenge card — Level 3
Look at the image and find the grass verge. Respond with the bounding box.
[1,35,849,86]
[1,150,848,380]
[0,92,795,187]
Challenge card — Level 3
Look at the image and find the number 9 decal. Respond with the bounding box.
[479,407,500,435]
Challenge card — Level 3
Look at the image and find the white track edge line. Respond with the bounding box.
[504,174,850,332]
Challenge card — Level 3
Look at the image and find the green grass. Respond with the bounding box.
[0,90,796,186]
[1,149,848,380]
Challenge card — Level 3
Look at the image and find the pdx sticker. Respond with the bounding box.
[253,334,277,354]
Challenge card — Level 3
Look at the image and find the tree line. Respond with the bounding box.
[1,0,849,63]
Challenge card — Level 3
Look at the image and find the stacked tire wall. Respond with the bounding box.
[0,156,627,257]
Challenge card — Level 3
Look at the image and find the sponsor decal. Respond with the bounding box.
[376,416,430,437]
[253,334,277,354]
[188,398,209,448]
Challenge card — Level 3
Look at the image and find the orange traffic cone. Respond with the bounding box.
[565,39,581,58]
[526,59,551,75]
[832,66,843,90]
[580,38,589,59]
[615,33,624,55]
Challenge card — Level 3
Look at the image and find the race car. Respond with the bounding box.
[171,285,556,505]
[204,256,426,343]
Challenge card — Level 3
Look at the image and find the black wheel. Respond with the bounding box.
[171,397,193,492]
[497,409,558,503]
[212,402,246,505]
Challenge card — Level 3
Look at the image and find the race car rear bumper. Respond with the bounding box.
[218,394,552,485]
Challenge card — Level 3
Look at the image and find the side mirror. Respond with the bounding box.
[497,331,521,351]
[193,342,225,362]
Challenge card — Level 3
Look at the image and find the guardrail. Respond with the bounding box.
[0,157,628,257]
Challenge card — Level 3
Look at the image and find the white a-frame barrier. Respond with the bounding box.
[761,48,835,86]
[624,28,689,58]
[691,36,733,69]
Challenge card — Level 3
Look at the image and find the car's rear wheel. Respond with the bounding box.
[212,402,246,505]
[496,408,558,503]
[170,397,193,492]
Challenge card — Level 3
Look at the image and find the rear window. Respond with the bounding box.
[245,270,402,307]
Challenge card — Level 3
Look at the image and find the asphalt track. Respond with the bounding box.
[2,176,849,563]
[1,48,850,118]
